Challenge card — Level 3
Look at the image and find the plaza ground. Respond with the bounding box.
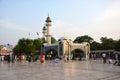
[0,60,120,80]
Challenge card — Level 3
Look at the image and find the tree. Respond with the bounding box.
[13,44,20,55]
[74,35,93,44]
[90,41,102,50]
[17,38,27,53]
[100,37,116,50]
[115,39,120,51]
[25,44,36,55]
[51,36,57,44]
[13,38,35,55]
[33,38,42,51]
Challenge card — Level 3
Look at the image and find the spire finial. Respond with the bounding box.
[48,13,49,17]
[45,13,52,22]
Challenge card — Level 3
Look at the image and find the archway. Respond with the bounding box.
[71,49,85,60]
[45,49,58,60]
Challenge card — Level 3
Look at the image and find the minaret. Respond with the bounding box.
[45,15,52,45]
[42,26,47,41]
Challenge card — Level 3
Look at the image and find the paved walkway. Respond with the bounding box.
[0,60,120,80]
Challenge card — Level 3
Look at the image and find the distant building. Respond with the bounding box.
[41,16,90,60]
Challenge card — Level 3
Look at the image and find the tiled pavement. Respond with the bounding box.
[0,60,120,80]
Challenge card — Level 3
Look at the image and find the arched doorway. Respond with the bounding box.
[71,49,85,60]
[45,49,58,60]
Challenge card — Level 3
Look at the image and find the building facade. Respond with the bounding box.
[42,16,90,60]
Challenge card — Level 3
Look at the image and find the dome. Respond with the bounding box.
[42,26,47,30]
[45,16,52,22]
[59,37,67,40]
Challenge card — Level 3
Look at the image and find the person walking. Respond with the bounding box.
[93,53,96,60]
[0,56,1,61]
[1,56,4,62]
[64,54,68,62]
[40,54,45,63]
[102,53,106,63]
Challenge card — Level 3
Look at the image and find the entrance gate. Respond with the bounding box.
[71,49,85,60]
[45,49,58,60]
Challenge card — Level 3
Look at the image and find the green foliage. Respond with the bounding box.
[41,37,57,44]
[115,39,120,51]
[41,37,47,43]
[51,37,57,44]
[25,44,36,55]
[33,38,42,51]
[18,38,27,53]
[13,37,57,55]
[74,35,93,44]
[91,41,102,50]
[13,44,20,54]
[74,35,118,51]
[100,37,116,50]
[13,38,36,55]
[13,35,119,55]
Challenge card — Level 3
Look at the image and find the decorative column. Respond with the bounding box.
[42,26,47,41]
[45,16,52,45]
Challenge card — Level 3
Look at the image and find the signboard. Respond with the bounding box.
[0,44,13,55]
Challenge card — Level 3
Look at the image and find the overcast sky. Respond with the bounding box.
[0,0,120,46]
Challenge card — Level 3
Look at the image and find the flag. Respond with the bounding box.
[36,32,39,35]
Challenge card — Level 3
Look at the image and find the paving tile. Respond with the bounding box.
[0,60,120,80]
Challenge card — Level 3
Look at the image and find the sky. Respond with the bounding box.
[0,0,120,46]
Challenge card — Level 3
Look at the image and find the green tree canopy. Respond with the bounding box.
[13,37,57,55]
[90,41,102,50]
[25,44,36,55]
[13,38,35,55]
[74,35,94,44]
[33,38,42,51]
[100,37,116,50]
[115,39,120,51]
[51,36,57,44]
[13,44,20,54]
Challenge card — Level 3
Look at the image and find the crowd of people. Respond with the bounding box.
[90,52,120,66]
[0,52,120,66]
[0,55,39,63]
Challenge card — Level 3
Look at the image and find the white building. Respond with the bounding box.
[42,16,90,60]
